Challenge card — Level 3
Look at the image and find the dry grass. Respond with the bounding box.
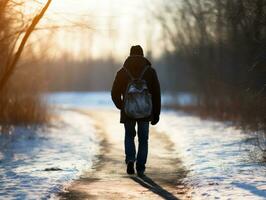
[0,65,49,126]
[0,91,48,125]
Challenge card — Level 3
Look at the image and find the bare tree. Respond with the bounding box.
[0,0,52,91]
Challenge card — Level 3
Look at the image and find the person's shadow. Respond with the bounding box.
[130,175,180,200]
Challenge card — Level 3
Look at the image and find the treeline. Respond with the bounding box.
[156,0,266,129]
[40,55,120,91]
[40,56,182,92]
[40,56,180,92]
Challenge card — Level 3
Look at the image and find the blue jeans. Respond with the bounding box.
[124,121,149,172]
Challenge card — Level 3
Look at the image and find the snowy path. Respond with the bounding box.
[0,92,265,199]
[60,108,266,200]
[61,108,189,200]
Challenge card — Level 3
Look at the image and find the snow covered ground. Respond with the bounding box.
[0,92,265,199]
[47,91,196,108]
[0,110,100,200]
[158,111,266,200]
[48,92,266,200]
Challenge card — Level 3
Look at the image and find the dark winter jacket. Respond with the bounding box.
[111,55,161,123]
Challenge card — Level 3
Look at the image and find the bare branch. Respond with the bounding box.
[0,0,53,91]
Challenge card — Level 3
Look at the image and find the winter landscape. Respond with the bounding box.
[1,0,266,199]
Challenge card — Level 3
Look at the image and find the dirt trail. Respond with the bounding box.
[59,108,190,200]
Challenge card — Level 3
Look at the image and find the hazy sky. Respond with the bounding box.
[32,0,163,60]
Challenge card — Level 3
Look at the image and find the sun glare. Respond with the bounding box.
[28,0,161,60]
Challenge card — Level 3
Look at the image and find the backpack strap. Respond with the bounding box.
[123,65,150,81]
[138,65,150,80]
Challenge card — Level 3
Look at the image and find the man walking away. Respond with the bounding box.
[111,45,161,177]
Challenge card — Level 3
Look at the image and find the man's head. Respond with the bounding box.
[130,45,144,56]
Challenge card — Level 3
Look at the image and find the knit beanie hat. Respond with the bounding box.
[130,45,144,56]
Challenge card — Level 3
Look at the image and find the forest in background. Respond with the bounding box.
[0,0,265,155]
[155,0,266,133]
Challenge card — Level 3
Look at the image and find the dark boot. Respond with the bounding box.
[136,163,146,177]
[137,171,145,178]
[127,161,135,175]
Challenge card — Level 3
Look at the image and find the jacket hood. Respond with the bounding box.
[122,55,152,79]
[123,55,151,68]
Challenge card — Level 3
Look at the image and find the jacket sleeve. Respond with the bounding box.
[151,68,161,117]
[111,71,123,110]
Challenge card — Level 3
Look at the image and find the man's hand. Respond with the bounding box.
[151,115,159,125]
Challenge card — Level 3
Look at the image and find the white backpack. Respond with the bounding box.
[123,66,152,119]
